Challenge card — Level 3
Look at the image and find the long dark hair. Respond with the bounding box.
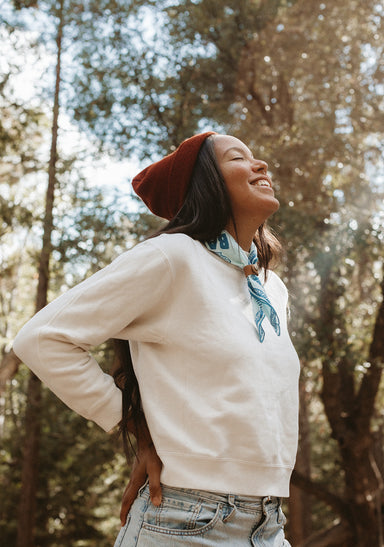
[113,136,282,459]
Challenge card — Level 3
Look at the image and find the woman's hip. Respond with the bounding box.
[114,483,290,546]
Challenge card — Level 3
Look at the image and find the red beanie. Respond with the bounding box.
[132,132,216,219]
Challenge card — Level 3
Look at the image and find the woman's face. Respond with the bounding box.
[213,135,280,227]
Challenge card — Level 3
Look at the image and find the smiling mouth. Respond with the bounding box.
[249,177,272,188]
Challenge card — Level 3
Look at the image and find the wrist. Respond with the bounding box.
[126,410,153,447]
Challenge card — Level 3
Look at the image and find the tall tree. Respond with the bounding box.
[0,17,46,391]
[15,1,64,544]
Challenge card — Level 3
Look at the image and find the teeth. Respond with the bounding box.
[253,179,270,187]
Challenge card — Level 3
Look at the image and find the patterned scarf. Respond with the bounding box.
[205,231,281,343]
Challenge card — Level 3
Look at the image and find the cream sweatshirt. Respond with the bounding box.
[13,233,300,497]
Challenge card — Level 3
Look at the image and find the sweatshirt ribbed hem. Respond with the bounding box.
[159,453,293,498]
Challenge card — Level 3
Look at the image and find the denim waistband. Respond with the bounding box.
[141,482,281,510]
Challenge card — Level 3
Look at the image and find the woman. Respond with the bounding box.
[13,132,300,546]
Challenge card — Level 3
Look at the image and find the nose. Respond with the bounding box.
[251,159,268,174]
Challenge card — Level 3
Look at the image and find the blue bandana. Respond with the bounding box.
[205,231,281,343]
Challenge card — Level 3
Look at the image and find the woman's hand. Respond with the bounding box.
[120,435,163,526]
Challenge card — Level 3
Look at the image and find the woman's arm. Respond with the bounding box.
[13,240,173,431]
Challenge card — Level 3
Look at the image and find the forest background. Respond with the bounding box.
[0,0,383,546]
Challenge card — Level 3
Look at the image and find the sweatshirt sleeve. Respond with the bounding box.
[13,239,173,432]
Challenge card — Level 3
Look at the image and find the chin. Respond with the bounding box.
[259,203,280,224]
[265,198,280,215]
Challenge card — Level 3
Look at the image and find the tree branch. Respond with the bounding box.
[291,469,349,518]
[297,520,353,547]
[355,271,384,430]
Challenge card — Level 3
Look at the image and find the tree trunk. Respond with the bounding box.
[15,373,42,547]
[336,435,383,545]
[320,269,384,546]
[288,376,313,543]
[16,3,64,545]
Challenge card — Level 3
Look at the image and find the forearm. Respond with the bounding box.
[13,326,122,431]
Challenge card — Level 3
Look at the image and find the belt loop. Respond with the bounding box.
[222,494,236,523]
[262,495,274,514]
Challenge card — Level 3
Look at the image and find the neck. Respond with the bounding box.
[225,221,259,252]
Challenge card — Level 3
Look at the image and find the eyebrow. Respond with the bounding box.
[223,146,253,158]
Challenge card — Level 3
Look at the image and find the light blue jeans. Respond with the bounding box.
[114,483,291,546]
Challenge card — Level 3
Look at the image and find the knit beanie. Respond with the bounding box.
[132,132,216,220]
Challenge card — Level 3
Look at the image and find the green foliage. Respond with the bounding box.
[0,26,47,242]
[0,364,129,546]
[68,0,295,156]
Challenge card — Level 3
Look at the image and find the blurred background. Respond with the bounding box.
[0,1,383,545]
